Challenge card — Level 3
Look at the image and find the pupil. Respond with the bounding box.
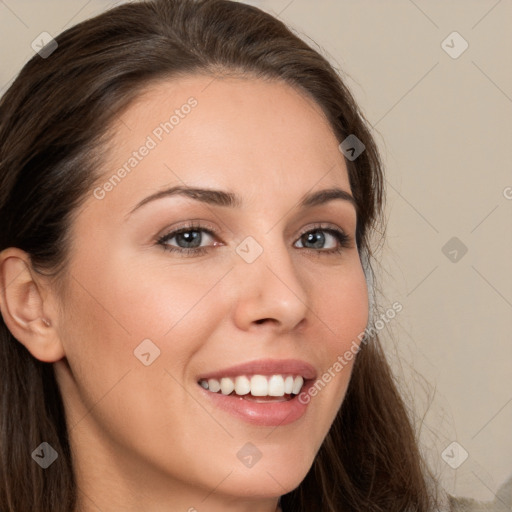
[177,230,201,248]
[305,231,324,248]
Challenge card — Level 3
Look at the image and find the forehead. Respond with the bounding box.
[91,74,351,214]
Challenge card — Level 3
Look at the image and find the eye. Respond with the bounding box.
[157,223,219,257]
[165,228,214,249]
[294,226,351,255]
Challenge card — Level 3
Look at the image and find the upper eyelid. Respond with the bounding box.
[158,221,217,238]
[296,223,346,237]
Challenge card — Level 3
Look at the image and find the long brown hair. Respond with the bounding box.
[0,1,441,510]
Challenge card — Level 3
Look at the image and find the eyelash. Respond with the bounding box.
[156,221,352,258]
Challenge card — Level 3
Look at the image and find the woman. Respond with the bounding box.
[0,1,508,511]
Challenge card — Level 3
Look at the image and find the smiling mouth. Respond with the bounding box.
[198,374,305,402]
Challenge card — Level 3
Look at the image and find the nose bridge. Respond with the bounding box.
[232,231,309,331]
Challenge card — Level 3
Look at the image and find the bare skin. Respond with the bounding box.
[0,75,368,511]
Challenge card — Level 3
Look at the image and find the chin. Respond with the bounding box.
[222,455,313,498]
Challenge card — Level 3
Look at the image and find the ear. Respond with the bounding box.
[0,248,65,362]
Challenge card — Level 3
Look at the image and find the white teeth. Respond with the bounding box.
[250,375,268,396]
[235,376,251,395]
[208,379,220,393]
[292,376,304,395]
[284,375,294,394]
[220,377,235,395]
[268,375,285,396]
[199,374,306,397]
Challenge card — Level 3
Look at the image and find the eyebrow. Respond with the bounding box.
[127,185,357,216]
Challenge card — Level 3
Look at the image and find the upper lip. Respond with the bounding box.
[197,358,317,381]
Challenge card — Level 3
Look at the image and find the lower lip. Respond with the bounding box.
[198,380,313,427]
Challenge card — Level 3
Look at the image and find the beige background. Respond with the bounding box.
[1,0,511,503]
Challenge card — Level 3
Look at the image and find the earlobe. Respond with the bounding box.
[0,248,65,363]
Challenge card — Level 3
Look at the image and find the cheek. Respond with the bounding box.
[314,260,369,349]
[57,247,231,418]
[303,261,369,417]
[56,256,226,462]
[65,245,228,346]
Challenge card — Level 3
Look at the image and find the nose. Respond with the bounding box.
[231,238,309,334]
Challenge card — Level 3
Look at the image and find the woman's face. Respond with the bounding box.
[53,75,369,510]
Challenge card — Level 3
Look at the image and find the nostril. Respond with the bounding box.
[254,318,274,325]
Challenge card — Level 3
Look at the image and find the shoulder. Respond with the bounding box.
[444,475,512,512]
